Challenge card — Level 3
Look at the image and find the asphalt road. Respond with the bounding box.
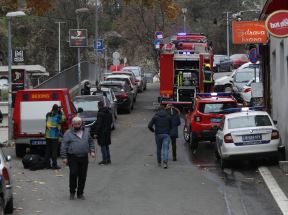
[3,82,281,215]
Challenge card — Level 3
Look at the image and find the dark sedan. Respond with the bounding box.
[73,95,115,129]
[100,81,134,113]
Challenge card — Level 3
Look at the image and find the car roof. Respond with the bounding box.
[123,66,140,69]
[226,111,269,119]
[106,74,130,79]
[197,97,236,103]
[100,81,126,86]
[74,95,104,101]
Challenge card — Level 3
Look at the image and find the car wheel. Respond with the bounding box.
[220,157,228,169]
[5,198,13,214]
[224,85,232,93]
[214,145,220,160]
[183,125,190,143]
[189,132,198,149]
[15,144,26,157]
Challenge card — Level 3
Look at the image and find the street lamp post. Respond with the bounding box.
[182,8,188,33]
[75,8,89,95]
[6,11,26,145]
[55,21,65,73]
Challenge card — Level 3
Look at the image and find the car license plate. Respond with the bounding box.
[210,118,222,123]
[242,134,262,142]
[30,140,46,145]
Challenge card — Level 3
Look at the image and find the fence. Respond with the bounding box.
[35,61,102,90]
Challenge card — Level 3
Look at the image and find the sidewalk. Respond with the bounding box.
[269,165,288,198]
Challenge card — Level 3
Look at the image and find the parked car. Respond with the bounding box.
[123,66,147,92]
[184,93,238,149]
[0,144,14,214]
[231,68,259,92]
[73,95,116,130]
[91,87,118,120]
[230,54,249,69]
[100,81,134,113]
[215,108,285,168]
[103,72,112,80]
[109,71,138,89]
[213,55,232,72]
[106,74,137,102]
[144,73,154,83]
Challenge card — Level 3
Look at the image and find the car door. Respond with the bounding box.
[216,118,225,151]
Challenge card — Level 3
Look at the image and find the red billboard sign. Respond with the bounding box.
[232,21,268,44]
[265,10,288,38]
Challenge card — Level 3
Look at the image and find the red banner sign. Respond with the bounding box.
[232,21,268,44]
[265,10,288,38]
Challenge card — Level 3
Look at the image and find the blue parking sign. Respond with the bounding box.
[93,39,104,54]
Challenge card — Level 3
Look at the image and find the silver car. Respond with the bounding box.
[0,145,13,214]
[123,66,147,92]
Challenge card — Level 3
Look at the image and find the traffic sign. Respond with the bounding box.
[93,39,104,54]
[155,31,163,39]
[113,59,120,66]
[249,48,257,64]
[113,52,120,59]
[154,39,161,49]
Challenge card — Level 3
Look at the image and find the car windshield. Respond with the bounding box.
[235,70,259,83]
[228,115,272,129]
[199,102,237,114]
[230,54,248,60]
[73,99,100,112]
[124,68,140,76]
[102,85,124,93]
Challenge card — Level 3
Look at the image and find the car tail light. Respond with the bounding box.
[271,130,280,140]
[224,133,233,143]
[194,116,202,122]
[118,93,129,99]
[2,167,10,185]
[244,88,252,93]
[135,79,140,82]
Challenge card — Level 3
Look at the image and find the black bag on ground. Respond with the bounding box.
[22,154,46,171]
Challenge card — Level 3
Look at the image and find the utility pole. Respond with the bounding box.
[95,0,99,82]
[182,8,187,33]
[55,21,65,73]
[226,11,230,57]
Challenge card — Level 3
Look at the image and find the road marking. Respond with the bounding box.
[258,167,288,215]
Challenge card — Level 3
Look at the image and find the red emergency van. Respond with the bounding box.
[13,89,76,157]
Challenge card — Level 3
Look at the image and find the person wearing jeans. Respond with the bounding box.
[148,106,172,169]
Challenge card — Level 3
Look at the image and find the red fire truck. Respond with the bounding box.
[158,33,214,106]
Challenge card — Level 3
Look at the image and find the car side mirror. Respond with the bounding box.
[273,120,278,125]
[6,155,12,162]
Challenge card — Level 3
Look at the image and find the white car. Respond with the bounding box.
[106,75,138,102]
[215,108,285,168]
[123,66,147,92]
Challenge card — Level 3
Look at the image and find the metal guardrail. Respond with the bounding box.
[35,61,102,90]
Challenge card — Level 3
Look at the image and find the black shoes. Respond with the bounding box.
[163,161,168,169]
[98,160,111,165]
[52,165,61,170]
[77,195,86,200]
[70,193,75,200]
[173,158,177,161]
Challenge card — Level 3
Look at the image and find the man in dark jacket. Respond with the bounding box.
[81,81,91,95]
[166,104,181,161]
[90,101,113,165]
[61,116,95,200]
[148,105,172,169]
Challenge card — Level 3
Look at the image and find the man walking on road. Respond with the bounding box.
[61,117,95,200]
[166,104,181,161]
[90,101,113,165]
[45,104,66,169]
[148,105,172,169]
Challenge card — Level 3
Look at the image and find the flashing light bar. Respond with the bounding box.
[178,51,193,55]
[177,33,187,36]
[197,92,232,97]
[223,106,265,114]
